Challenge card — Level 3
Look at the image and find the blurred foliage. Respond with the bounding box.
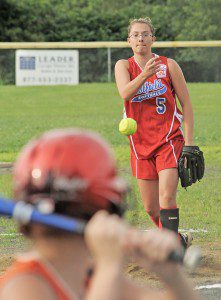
[0,0,220,83]
[1,0,220,42]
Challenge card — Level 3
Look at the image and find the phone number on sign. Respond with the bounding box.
[22,77,73,83]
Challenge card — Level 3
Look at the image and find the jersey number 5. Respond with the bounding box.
[156,97,166,114]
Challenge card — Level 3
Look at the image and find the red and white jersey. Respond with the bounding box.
[124,55,184,159]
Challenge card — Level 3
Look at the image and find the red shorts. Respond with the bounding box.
[131,139,184,179]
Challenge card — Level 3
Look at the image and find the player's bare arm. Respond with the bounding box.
[115,57,161,101]
[121,229,198,300]
[168,58,194,146]
[85,211,127,300]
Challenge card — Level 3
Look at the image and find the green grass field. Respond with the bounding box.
[0,83,220,253]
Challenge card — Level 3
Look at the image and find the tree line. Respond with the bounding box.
[0,0,220,83]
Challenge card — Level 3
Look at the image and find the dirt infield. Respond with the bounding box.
[1,244,221,300]
[0,236,220,286]
[126,243,221,287]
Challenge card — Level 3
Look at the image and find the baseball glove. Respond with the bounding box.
[178,146,205,188]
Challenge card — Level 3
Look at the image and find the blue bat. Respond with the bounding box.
[0,196,201,268]
[0,197,86,234]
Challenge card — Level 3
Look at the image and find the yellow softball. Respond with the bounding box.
[119,118,137,135]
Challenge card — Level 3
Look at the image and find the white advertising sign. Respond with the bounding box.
[16,50,79,86]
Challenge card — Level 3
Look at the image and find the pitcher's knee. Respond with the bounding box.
[159,195,176,208]
[160,197,176,208]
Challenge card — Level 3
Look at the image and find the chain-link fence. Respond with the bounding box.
[0,44,220,84]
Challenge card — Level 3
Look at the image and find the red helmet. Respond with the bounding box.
[13,128,127,219]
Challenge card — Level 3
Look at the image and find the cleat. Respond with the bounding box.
[180,232,193,249]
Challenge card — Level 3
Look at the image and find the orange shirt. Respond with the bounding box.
[0,256,78,300]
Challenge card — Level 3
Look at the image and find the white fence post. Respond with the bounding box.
[107,47,111,82]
